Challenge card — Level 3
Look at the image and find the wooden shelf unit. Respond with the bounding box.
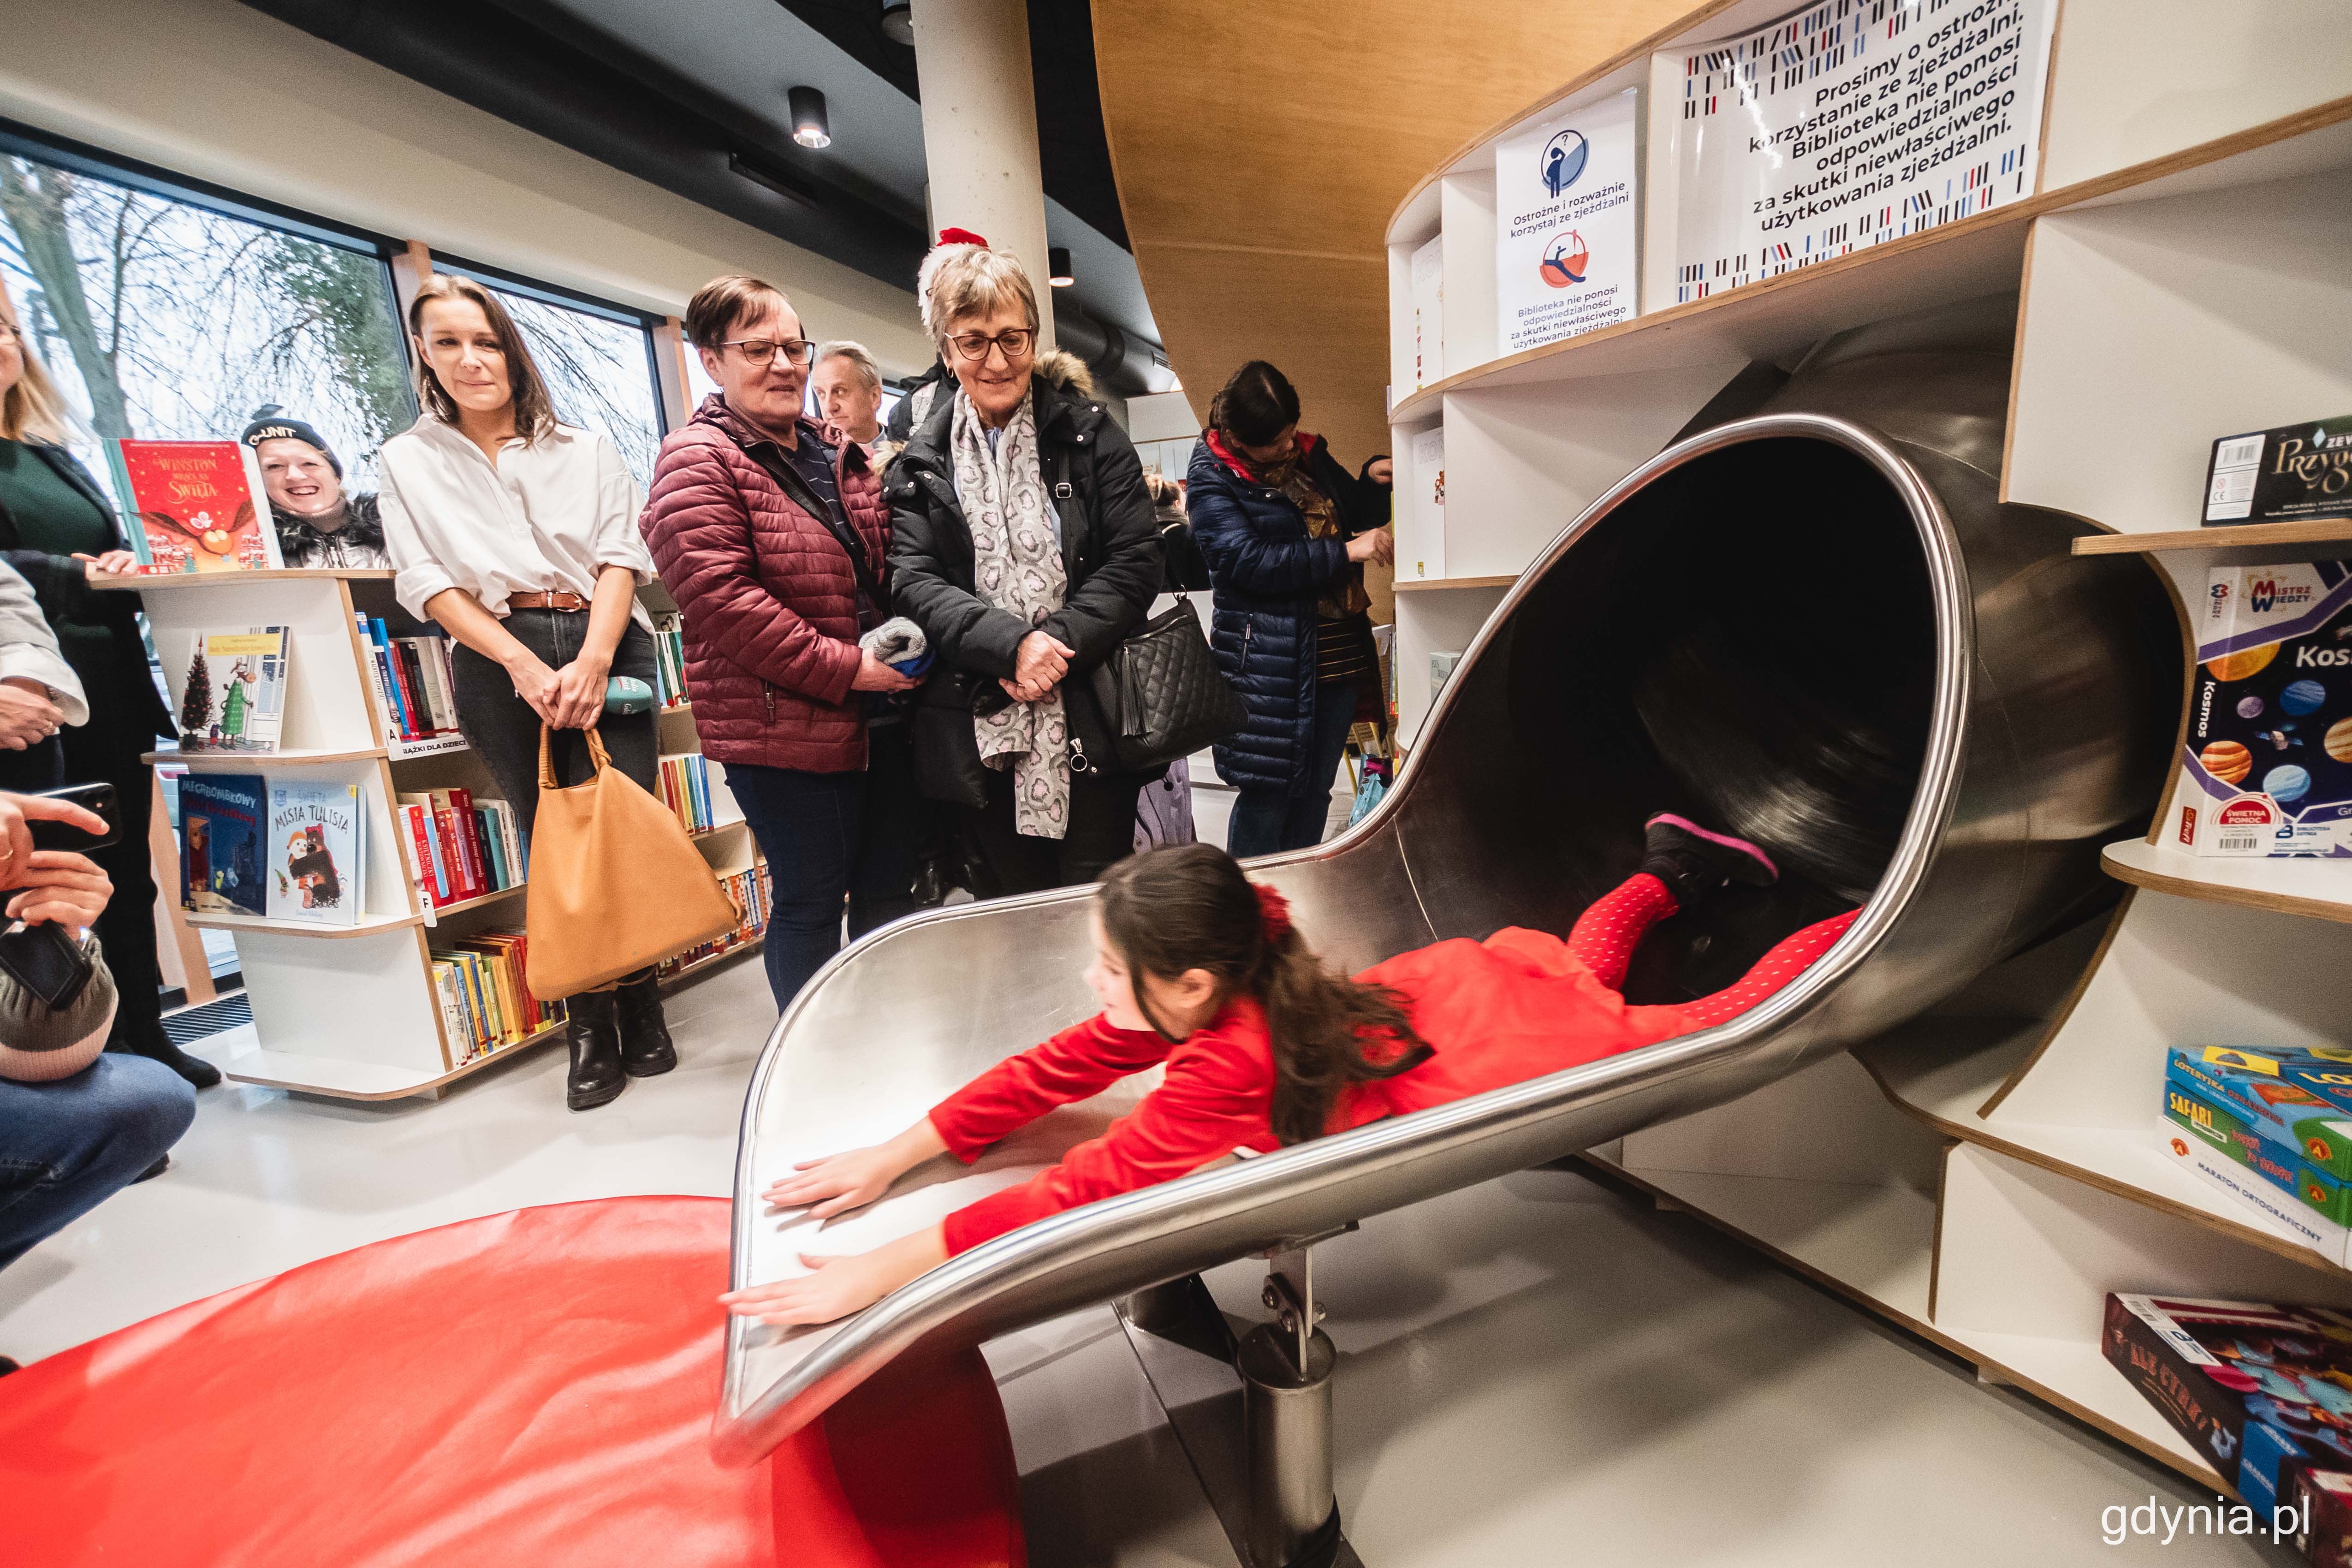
[146,745,388,768]
[1381,0,2352,1497]
[2073,519,2352,556]
[2101,838,2352,925]
[1392,574,1519,594]
[124,569,580,1098]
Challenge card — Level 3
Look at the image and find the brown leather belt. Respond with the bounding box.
[509,589,590,612]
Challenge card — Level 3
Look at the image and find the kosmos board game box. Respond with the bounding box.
[2178,562,2352,855]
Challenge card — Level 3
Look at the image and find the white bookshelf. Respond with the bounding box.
[1390,0,2352,1495]
[113,569,567,1097]
[647,592,767,986]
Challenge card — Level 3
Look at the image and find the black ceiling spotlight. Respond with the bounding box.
[879,0,914,46]
[1048,247,1074,288]
[789,86,831,149]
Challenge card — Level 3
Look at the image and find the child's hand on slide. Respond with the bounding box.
[762,1146,904,1219]
[721,1252,897,1326]
[720,1229,949,1327]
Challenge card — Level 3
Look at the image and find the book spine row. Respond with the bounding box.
[429,926,564,1068]
[658,752,718,833]
[653,614,689,708]
[358,615,462,743]
[396,790,524,909]
[656,861,773,979]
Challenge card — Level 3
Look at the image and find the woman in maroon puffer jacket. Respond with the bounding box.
[639,274,921,1010]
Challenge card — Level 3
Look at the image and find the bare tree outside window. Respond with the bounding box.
[484,285,663,489]
[0,154,412,488]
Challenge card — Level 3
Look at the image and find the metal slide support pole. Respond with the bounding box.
[1238,1245,1340,1568]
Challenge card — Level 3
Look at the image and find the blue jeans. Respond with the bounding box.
[0,1054,193,1271]
[727,725,922,1011]
[1229,680,1360,859]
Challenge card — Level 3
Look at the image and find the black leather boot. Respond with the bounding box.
[564,990,626,1111]
[616,970,676,1078]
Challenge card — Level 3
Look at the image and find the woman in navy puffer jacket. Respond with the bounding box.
[1188,361,1392,857]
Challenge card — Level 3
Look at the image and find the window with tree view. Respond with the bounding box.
[454,270,665,489]
[0,146,413,489]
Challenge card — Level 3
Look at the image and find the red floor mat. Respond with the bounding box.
[0,1196,1024,1567]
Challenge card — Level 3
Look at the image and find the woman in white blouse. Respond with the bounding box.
[377,273,674,1113]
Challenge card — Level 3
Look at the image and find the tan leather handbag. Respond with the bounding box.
[523,724,739,998]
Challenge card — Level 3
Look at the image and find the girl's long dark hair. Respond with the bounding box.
[1099,844,1431,1146]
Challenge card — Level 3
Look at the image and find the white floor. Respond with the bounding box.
[4,908,2293,1565]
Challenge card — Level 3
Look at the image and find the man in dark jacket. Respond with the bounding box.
[889,338,1161,894]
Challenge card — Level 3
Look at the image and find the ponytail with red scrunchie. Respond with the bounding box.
[1253,883,1294,946]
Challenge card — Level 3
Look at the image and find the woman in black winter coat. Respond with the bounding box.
[886,239,1162,895]
[1187,361,1392,858]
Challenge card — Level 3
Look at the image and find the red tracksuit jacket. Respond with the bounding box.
[928,926,1709,1254]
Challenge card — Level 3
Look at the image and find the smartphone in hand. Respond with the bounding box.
[27,782,119,854]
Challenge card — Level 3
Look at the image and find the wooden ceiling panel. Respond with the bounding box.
[1093,0,1695,457]
[1132,244,1388,460]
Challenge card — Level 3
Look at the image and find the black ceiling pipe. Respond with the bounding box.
[1054,306,1155,400]
[235,0,924,289]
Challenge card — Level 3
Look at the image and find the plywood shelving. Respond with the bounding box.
[2074,520,2352,557]
[107,567,584,1097]
[1387,0,2352,1498]
[2100,838,2352,925]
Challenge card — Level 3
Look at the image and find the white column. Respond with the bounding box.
[909,0,1056,347]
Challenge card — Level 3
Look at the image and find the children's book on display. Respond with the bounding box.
[176,627,291,754]
[109,440,284,573]
[178,773,267,916]
[266,780,365,926]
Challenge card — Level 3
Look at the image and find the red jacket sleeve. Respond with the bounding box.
[939,1019,1278,1256]
[928,1014,1174,1162]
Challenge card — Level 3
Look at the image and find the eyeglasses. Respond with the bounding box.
[948,329,1035,364]
[723,338,816,368]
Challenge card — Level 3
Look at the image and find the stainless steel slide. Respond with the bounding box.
[713,295,2180,1467]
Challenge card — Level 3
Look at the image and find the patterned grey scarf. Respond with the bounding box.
[952,387,1071,839]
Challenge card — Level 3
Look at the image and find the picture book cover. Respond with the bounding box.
[177,627,291,753]
[179,773,267,916]
[266,780,365,925]
[111,440,284,573]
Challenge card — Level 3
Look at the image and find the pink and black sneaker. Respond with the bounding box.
[1641,813,1779,908]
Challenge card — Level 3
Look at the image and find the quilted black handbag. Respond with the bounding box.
[1088,595,1248,772]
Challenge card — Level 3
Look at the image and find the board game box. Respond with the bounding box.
[2178,561,2352,855]
[2169,1046,2352,1180]
[2204,416,2352,528]
[2103,1294,2352,1512]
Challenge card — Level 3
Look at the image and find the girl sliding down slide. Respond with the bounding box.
[722,816,1859,1327]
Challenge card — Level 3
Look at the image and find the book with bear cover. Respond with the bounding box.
[266,780,365,925]
[178,773,267,916]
